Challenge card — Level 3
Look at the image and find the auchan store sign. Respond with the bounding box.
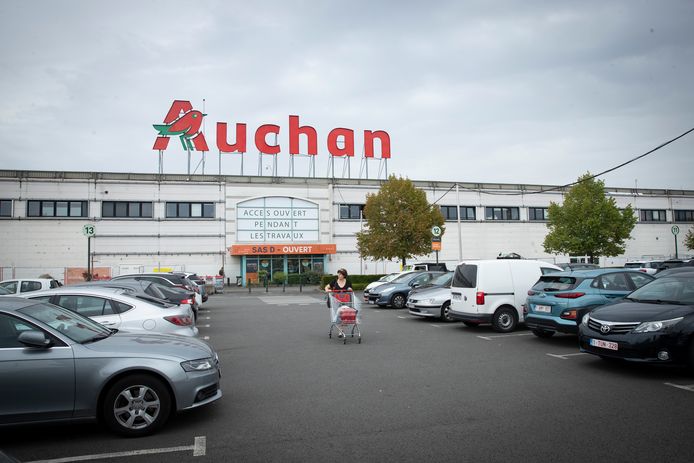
[153,100,391,158]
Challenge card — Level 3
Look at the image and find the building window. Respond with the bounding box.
[485,207,520,221]
[165,202,214,218]
[440,206,475,221]
[529,207,549,221]
[674,210,694,222]
[0,200,11,217]
[27,200,87,218]
[102,201,153,218]
[640,209,666,222]
[339,204,363,220]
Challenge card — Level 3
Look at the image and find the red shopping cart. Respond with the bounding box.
[327,289,362,344]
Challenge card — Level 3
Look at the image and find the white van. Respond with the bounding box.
[449,259,562,332]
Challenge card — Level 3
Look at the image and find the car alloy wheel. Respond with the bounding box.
[104,374,171,436]
[391,294,406,309]
[440,302,453,322]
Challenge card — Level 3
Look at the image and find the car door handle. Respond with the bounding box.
[101,321,118,326]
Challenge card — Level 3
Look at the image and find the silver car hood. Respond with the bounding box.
[81,331,214,360]
[409,286,451,299]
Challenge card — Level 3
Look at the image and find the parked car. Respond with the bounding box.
[0,297,221,436]
[654,267,694,278]
[0,278,61,295]
[112,273,202,307]
[68,280,197,320]
[174,272,208,303]
[19,286,197,337]
[624,260,663,275]
[449,259,562,332]
[367,271,446,308]
[402,262,448,272]
[557,263,600,271]
[524,269,655,338]
[656,260,691,273]
[407,272,455,321]
[363,272,413,302]
[579,274,694,367]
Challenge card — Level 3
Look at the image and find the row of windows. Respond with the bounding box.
[0,200,215,219]
[337,204,694,223]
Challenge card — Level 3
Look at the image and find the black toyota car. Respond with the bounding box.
[579,274,694,367]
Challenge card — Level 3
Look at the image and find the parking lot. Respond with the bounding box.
[2,288,694,462]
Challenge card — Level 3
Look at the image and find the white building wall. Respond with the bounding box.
[2,171,694,283]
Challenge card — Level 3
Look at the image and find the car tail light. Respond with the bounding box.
[639,269,647,273]
[554,292,585,299]
[476,291,485,305]
[180,298,194,305]
[164,315,193,326]
[527,290,536,296]
[560,310,578,320]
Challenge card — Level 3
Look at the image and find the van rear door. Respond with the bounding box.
[451,263,478,314]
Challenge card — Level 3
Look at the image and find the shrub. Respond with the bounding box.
[272,271,286,284]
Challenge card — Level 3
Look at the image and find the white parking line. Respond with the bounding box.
[197,324,211,328]
[26,436,206,463]
[546,352,589,360]
[201,316,211,320]
[430,324,442,328]
[397,316,407,319]
[203,336,210,340]
[477,333,534,341]
[664,383,694,392]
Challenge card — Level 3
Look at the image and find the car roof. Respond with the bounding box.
[0,296,45,311]
[23,286,129,296]
[543,268,647,278]
[0,278,55,283]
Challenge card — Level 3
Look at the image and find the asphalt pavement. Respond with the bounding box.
[2,287,694,462]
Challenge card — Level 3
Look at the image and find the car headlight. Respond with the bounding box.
[181,357,214,372]
[633,317,683,333]
[429,298,437,304]
[582,313,590,325]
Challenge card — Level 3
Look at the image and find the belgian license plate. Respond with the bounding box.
[589,338,618,351]
[452,293,462,301]
[368,300,374,304]
[535,305,551,313]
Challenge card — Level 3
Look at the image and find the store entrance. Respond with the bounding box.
[243,255,325,285]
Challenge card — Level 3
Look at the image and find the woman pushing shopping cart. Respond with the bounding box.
[327,289,362,344]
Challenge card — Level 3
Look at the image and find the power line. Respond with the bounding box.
[460,125,694,196]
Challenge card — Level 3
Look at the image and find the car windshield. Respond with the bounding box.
[18,301,112,343]
[392,272,421,284]
[627,277,694,305]
[430,272,453,286]
[380,273,400,282]
[532,276,578,292]
[624,263,644,269]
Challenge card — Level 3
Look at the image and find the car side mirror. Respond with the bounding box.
[18,330,53,348]
[411,283,420,288]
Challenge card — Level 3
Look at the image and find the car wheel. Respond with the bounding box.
[463,321,479,328]
[492,306,517,333]
[440,302,453,322]
[103,374,172,437]
[391,294,406,309]
[532,329,555,338]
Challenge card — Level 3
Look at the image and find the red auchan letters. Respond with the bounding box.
[153,101,391,159]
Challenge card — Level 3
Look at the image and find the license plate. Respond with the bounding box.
[452,293,461,301]
[589,338,618,351]
[368,300,374,304]
[535,305,551,313]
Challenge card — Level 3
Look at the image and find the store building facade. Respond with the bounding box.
[1,169,693,284]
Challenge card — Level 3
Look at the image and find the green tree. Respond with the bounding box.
[685,228,694,251]
[356,175,444,267]
[543,173,637,262]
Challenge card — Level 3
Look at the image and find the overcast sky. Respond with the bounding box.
[1,0,693,189]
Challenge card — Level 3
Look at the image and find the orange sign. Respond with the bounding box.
[431,241,442,251]
[230,244,337,255]
[64,267,112,285]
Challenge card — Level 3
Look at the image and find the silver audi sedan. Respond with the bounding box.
[17,286,198,337]
[0,297,221,436]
